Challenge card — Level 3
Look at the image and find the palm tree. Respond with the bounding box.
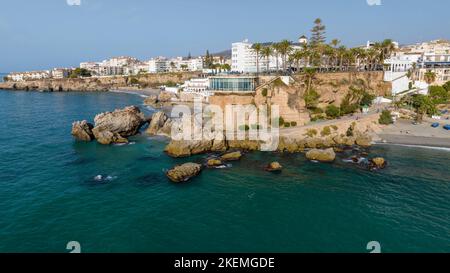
[277,40,292,74]
[424,70,437,84]
[252,43,263,76]
[304,67,317,92]
[260,46,273,73]
[290,49,304,73]
[337,46,347,71]
[272,43,282,72]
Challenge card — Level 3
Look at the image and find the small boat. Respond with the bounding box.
[431,123,440,128]
[444,125,450,130]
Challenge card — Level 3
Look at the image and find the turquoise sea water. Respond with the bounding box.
[0,90,449,253]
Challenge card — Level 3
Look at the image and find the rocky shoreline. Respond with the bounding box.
[71,105,388,183]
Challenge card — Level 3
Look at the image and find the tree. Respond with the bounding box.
[205,50,214,69]
[69,68,91,78]
[272,43,282,72]
[251,43,263,75]
[290,49,304,73]
[379,110,394,125]
[304,88,320,109]
[424,71,437,84]
[277,40,292,73]
[221,64,231,71]
[187,52,192,60]
[310,18,326,47]
[429,85,449,104]
[412,94,437,122]
[443,81,450,91]
[261,46,273,73]
[304,67,317,92]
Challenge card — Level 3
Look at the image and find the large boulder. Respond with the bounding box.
[93,130,128,145]
[370,157,387,169]
[146,111,168,136]
[221,151,242,161]
[355,134,372,147]
[306,148,336,162]
[92,106,145,144]
[71,120,94,141]
[143,95,158,107]
[166,163,202,183]
[164,140,212,158]
[207,158,223,167]
[265,162,283,172]
[158,91,176,103]
[164,140,192,157]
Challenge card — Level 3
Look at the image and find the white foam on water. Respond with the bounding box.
[376,143,450,152]
[94,175,103,181]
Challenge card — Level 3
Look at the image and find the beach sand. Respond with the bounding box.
[377,119,450,148]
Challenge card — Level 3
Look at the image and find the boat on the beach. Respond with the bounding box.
[431,123,440,128]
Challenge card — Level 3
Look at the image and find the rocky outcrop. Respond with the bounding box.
[221,151,242,161]
[146,111,169,136]
[166,163,202,183]
[306,148,336,162]
[207,158,223,167]
[71,120,94,141]
[370,157,387,169]
[164,140,213,158]
[355,134,372,147]
[144,91,177,108]
[71,106,146,144]
[265,162,282,172]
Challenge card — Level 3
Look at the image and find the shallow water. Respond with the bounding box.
[0,90,449,253]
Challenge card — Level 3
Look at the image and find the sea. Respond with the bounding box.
[0,90,449,253]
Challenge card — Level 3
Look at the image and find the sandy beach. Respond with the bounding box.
[377,119,450,148]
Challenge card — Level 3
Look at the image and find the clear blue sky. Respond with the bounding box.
[1,0,449,72]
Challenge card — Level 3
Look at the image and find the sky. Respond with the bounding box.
[1,0,449,72]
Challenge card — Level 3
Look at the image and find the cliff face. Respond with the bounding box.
[0,72,198,92]
[292,71,391,107]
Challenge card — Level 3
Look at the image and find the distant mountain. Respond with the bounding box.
[213,49,231,58]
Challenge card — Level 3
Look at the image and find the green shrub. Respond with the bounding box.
[290,121,297,127]
[278,117,285,125]
[379,110,394,125]
[129,77,139,85]
[442,81,450,92]
[321,126,331,137]
[331,125,338,131]
[304,89,320,109]
[311,107,324,114]
[325,105,341,118]
[284,122,291,128]
[429,85,449,104]
[305,129,318,138]
[261,88,268,97]
[408,82,413,90]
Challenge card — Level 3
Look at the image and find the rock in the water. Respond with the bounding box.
[166,163,202,183]
[146,111,168,136]
[164,140,192,157]
[221,151,242,161]
[370,157,387,169]
[143,95,158,106]
[92,106,145,144]
[266,162,282,172]
[71,120,94,141]
[158,91,176,103]
[306,148,336,162]
[93,130,128,145]
[207,158,223,167]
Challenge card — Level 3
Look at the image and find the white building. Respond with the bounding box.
[231,38,305,73]
[51,68,71,79]
[181,78,211,96]
[148,57,169,73]
[7,71,51,82]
